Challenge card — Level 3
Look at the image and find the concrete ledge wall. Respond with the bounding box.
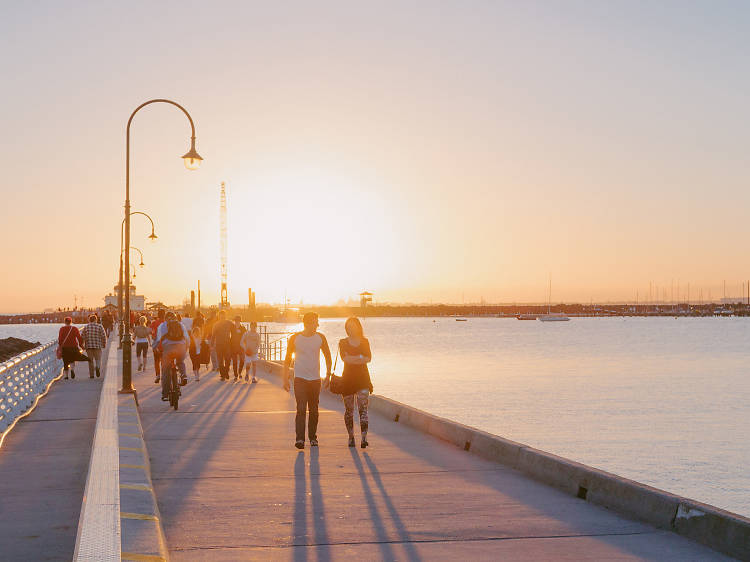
[261,360,750,560]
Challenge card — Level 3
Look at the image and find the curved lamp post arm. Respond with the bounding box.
[120,211,157,254]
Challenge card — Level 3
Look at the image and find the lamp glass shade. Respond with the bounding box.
[183,156,202,170]
[182,141,203,171]
[148,232,158,242]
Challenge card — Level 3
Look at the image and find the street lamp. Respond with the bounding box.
[123,246,146,268]
[118,212,157,346]
[122,99,202,395]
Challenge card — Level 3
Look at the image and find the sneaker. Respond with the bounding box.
[348,436,355,447]
[252,377,258,383]
[161,395,168,402]
[154,376,160,384]
[180,376,188,386]
[71,371,75,379]
[310,439,319,447]
[90,375,94,379]
[295,440,305,450]
[361,438,369,449]
[195,376,200,382]
[64,375,69,380]
[96,367,101,378]
[245,374,249,382]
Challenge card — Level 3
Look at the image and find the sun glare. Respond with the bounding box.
[224,170,402,305]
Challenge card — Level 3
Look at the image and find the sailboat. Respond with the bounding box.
[538,275,570,322]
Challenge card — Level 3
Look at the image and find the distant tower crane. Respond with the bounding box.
[220,181,229,308]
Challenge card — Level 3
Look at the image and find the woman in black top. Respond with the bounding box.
[339,317,373,448]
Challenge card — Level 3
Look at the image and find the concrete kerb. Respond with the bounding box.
[261,359,750,560]
[118,388,169,562]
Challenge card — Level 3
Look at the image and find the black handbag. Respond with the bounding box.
[328,350,344,394]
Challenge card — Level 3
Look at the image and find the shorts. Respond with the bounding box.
[244,353,259,362]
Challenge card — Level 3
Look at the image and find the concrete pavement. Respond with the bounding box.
[0,345,106,561]
[135,362,733,561]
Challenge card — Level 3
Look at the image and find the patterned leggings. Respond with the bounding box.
[343,389,369,436]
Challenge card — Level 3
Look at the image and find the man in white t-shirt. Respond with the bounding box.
[283,312,332,449]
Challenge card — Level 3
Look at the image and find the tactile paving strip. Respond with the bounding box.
[73,342,120,561]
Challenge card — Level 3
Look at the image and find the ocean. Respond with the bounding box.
[4,316,748,517]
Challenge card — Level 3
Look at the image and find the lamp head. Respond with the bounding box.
[139,259,145,268]
[148,231,158,243]
[182,136,203,170]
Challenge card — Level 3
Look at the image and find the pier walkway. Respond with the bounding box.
[0,341,740,560]
[0,343,107,561]
[133,359,730,561]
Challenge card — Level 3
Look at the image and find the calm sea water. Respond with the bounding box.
[4,317,749,517]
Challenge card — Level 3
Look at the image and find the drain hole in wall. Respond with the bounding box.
[464,441,471,451]
[394,413,400,422]
[577,486,588,500]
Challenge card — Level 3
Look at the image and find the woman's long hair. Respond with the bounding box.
[344,316,364,338]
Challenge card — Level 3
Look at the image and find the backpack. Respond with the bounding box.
[165,320,184,342]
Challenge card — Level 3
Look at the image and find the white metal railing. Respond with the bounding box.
[0,341,62,433]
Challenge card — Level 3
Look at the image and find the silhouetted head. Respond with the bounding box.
[345,317,364,338]
[250,321,257,331]
[88,314,97,323]
[139,316,147,326]
[218,310,226,320]
[302,312,319,330]
[64,316,72,325]
[165,311,176,321]
[158,309,166,320]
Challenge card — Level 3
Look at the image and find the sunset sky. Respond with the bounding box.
[1,1,749,313]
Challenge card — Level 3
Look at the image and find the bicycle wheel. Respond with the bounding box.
[172,368,179,410]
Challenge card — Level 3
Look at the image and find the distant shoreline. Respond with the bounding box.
[2,302,750,323]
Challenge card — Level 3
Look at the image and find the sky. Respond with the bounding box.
[1,1,749,312]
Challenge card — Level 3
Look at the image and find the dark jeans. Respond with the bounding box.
[232,351,244,377]
[294,378,321,442]
[216,343,232,379]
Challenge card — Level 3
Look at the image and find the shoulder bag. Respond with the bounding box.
[328,349,344,394]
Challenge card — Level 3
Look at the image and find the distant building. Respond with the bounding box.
[104,284,145,311]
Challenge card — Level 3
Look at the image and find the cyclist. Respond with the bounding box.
[155,311,189,400]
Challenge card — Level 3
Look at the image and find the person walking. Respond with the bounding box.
[211,310,235,380]
[151,309,165,383]
[155,311,190,399]
[283,312,332,449]
[241,321,261,383]
[181,312,193,334]
[337,317,373,448]
[81,314,107,379]
[231,315,246,381]
[133,315,152,371]
[188,326,207,382]
[101,310,114,337]
[192,311,205,332]
[58,317,87,380]
[204,311,219,372]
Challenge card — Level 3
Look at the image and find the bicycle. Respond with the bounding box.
[165,359,181,410]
